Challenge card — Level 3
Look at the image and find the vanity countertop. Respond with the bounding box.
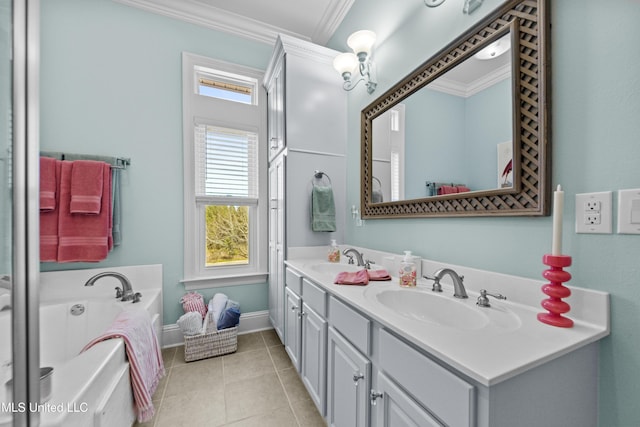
[285,256,610,387]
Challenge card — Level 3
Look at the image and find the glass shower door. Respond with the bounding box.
[0,0,14,424]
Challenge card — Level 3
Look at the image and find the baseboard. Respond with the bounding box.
[161,310,272,348]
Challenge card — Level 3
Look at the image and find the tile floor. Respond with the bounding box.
[135,329,326,427]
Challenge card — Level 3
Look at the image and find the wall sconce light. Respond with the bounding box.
[333,30,377,94]
[424,0,446,7]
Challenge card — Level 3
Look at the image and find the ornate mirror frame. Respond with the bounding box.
[361,0,550,218]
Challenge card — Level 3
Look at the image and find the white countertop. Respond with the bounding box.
[285,251,610,387]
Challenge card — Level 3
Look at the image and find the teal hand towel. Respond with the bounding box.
[311,186,336,232]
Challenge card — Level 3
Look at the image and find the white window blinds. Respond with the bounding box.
[194,124,258,203]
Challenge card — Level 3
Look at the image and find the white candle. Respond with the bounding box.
[552,184,564,255]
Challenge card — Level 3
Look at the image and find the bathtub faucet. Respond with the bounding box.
[85,272,136,302]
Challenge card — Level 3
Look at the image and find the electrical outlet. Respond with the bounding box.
[585,200,601,212]
[576,191,612,234]
[584,213,601,225]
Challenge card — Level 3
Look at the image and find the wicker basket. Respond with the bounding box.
[183,325,238,362]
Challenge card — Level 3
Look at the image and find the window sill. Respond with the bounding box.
[181,272,268,290]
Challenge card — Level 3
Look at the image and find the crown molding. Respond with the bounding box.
[429,62,511,98]
[113,0,353,46]
[312,0,355,45]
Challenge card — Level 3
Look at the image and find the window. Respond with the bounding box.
[182,53,267,288]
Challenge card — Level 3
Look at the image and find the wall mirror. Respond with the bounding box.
[361,0,550,218]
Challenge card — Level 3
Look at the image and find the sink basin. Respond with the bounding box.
[374,289,489,330]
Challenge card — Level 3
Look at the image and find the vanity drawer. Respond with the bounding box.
[378,329,475,427]
[329,296,371,355]
[286,268,303,296]
[302,278,327,317]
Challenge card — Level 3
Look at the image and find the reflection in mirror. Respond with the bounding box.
[372,31,514,203]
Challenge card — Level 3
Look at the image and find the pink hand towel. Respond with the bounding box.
[82,309,165,423]
[70,160,104,214]
[334,269,370,286]
[456,186,470,193]
[367,269,392,281]
[57,161,112,262]
[40,157,58,211]
[40,160,62,262]
[437,185,458,195]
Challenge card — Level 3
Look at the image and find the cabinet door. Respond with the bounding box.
[266,56,285,161]
[301,303,327,416]
[268,157,285,341]
[327,326,371,427]
[375,372,443,427]
[284,287,302,371]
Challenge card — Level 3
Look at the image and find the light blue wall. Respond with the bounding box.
[39,0,273,325]
[403,79,511,198]
[464,78,512,190]
[404,89,465,198]
[329,1,640,426]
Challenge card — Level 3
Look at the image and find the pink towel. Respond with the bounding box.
[40,157,58,211]
[180,292,208,319]
[57,161,112,262]
[456,186,470,193]
[334,270,370,286]
[40,160,62,261]
[437,185,458,195]
[367,269,392,281]
[81,309,165,423]
[70,160,104,214]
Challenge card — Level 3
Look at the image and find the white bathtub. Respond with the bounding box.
[0,265,163,427]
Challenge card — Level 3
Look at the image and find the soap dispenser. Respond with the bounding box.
[399,251,417,287]
[328,240,340,263]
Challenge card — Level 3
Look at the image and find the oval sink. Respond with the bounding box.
[374,289,489,330]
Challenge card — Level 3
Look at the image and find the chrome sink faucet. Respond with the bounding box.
[342,248,365,267]
[424,268,468,299]
[85,271,137,302]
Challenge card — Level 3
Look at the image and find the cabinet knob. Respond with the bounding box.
[290,305,298,312]
[370,390,383,406]
[353,372,365,386]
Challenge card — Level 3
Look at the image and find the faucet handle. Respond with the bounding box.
[422,275,442,292]
[345,254,354,264]
[132,292,142,303]
[114,287,123,299]
[364,259,375,269]
[476,289,506,307]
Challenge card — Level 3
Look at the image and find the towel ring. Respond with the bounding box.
[312,170,332,187]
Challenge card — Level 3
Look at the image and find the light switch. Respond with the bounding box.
[617,188,640,234]
[631,199,640,224]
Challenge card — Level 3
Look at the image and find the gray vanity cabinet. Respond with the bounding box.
[327,326,371,427]
[300,278,328,416]
[284,264,603,427]
[284,286,302,371]
[301,303,327,414]
[284,270,329,415]
[375,372,442,427]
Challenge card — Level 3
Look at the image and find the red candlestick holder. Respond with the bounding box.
[537,254,574,328]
